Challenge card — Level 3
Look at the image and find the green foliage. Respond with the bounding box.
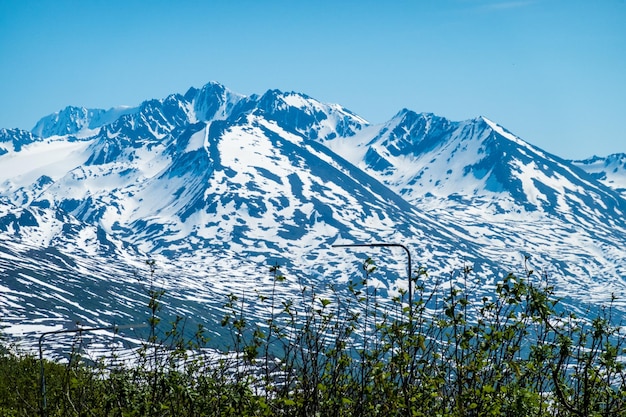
[1,258,626,416]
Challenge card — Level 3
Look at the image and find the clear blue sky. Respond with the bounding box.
[1,0,624,159]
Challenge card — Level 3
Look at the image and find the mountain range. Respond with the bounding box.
[1,81,625,350]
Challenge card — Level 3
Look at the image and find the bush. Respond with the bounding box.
[1,258,625,416]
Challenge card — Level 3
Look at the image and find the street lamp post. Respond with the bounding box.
[331,242,413,307]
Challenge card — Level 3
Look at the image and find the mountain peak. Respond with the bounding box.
[187,82,244,122]
[31,106,100,137]
[31,105,139,139]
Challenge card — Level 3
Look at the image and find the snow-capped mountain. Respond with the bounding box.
[571,153,626,199]
[323,109,625,216]
[1,81,625,349]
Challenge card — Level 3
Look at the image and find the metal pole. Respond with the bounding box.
[331,242,413,307]
[38,323,146,417]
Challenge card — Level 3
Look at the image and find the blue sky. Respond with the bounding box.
[0,0,624,159]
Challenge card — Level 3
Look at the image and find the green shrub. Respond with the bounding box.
[1,258,625,416]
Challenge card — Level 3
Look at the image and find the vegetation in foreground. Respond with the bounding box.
[1,258,626,416]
